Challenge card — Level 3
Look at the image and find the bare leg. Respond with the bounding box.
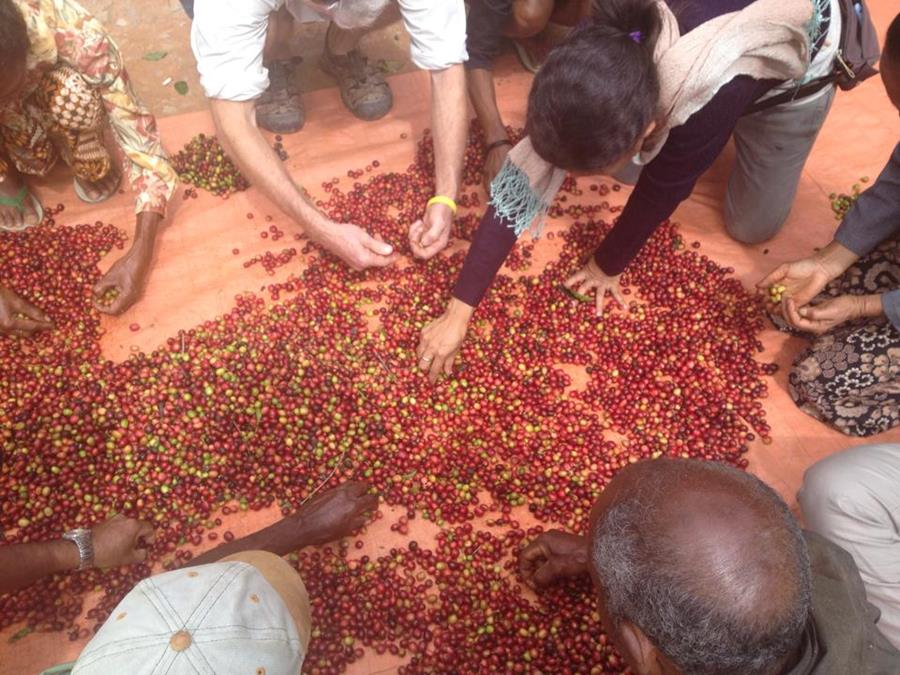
[505,0,590,72]
[504,0,554,40]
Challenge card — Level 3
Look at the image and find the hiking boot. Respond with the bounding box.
[319,46,392,121]
[256,58,305,134]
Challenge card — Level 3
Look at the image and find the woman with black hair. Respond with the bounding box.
[415,0,841,382]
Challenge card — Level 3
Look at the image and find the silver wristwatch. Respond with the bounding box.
[62,528,95,570]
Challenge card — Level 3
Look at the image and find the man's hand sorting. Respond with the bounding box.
[409,201,453,260]
[518,530,590,589]
[292,481,379,547]
[317,222,398,271]
[93,514,155,568]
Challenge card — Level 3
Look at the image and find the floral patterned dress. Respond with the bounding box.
[0,0,176,216]
[788,238,900,437]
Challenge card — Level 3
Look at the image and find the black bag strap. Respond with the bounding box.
[744,0,880,116]
[744,75,836,116]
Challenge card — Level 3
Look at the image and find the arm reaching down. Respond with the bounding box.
[415,205,517,382]
[409,64,468,260]
[191,0,395,271]
[0,515,154,595]
[189,482,379,566]
[209,98,397,271]
[401,0,469,260]
[468,68,513,189]
[465,0,515,187]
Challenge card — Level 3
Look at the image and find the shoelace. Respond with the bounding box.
[346,51,373,86]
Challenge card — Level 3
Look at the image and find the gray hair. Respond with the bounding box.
[591,460,811,675]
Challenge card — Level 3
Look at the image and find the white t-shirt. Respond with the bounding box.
[191,0,468,101]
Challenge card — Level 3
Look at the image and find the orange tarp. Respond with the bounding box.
[2,1,899,670]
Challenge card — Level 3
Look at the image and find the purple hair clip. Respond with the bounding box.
[629,30,643,43]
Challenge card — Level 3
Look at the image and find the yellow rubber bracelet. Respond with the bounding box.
[427,195,458,216]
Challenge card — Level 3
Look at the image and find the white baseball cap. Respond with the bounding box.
[72,556,307,675]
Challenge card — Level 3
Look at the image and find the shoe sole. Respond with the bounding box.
[256,109,305,134]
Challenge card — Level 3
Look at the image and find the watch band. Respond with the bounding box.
[62,528,95,570]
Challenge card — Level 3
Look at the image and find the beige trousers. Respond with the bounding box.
[799,443,900,648]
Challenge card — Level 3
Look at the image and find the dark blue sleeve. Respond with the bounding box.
[594,75,775,275]
[452,205,518,307]
[466,0,513,70]
[835,143,900,257]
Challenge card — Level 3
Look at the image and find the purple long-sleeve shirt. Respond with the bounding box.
[455,0,791,307]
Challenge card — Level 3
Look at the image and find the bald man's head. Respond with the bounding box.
[588,460,810,675]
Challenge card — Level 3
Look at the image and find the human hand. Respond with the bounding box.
[565,257,625,317]
[416,298,474,383]
[409,201,453,260]
[316,221,399,271]
[0,285,52,337]
[92,514,155,568]
[93,246,152,315]
[518,530,590,589]
[783,294,879,335]
[291,481,379,547]
[483,142,511,193]
[757,257,836,311]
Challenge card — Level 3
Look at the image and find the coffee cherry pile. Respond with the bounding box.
[297,522,617,673]
[829,176,868,221]
[314,123,534,267]
[1,123,774,672]
[172,133,250,196]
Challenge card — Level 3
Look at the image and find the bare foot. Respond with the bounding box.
[75,164,122,203]
[0,166,40,231]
